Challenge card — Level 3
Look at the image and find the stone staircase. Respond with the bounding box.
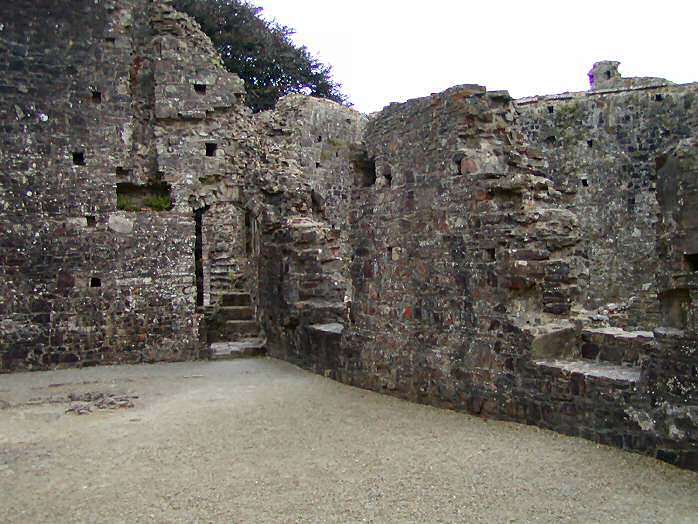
[206,292,266,360]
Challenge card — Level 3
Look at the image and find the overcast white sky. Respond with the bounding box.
[255,0,697,114]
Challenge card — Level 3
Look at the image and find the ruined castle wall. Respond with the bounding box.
[649,138,698,442]
[253,96,364,365]
[149,4,258,305]
[282,86,698,470]
[340,86,581,407]
[657,136,698,319]
[0,0,255,369]
[517,83,698,329]
[1,0,696,471]
[0,0,193,370]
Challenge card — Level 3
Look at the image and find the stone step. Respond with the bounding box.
[224,320,258,336]
[216,306,255,321]
[208,320,259,343]
[292,300,346,320]
[220,293,251,307]
[210,280,232,286]
[534,359,641,396]
[211,268,235,274]
[210,338,266,360]
[210,278,234,285]
[211,267,237,275]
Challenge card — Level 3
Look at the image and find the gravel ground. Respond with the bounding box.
[1,358,697,523]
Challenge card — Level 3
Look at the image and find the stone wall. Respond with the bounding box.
[252,96,364,364]
[0,213,197,369]
[648,138,698,450]
[340,86,581,401]
[321,84,697,470]
[517,79,698,329]
[1,0,696,471]
[0,0,255,369]
[657,135,698,331]
[150,3,258,307]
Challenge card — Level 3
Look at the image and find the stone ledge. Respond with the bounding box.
[582,327,654,340]
[307,322,344,335]
[210,338,266,359]
[534,359,641,383]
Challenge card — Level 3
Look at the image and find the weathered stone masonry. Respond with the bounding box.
[253,95,363,366]
[518,64,698,329]
[0,0,258,368]
[1,2,697,471]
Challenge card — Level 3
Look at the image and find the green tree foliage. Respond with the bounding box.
[173,0,349,112]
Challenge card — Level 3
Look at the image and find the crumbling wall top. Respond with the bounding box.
[588,60,622,90]
[589,60,673,91]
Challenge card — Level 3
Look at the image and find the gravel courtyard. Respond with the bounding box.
[1,358,696,523]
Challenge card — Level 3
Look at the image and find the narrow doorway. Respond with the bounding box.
[194,207,206,307]
[245,210,253,256]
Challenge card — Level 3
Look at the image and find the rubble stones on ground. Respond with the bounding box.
[65,392,137,414]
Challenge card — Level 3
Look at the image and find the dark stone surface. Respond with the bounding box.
[0,0,254,369]
[517,80,698,329]
[1,1,696,471]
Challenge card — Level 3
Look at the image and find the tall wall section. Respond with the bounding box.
[0,0,257,370]
[252,96,365,366]
[342,85,582,415]
[150,6,259,306]
[517,78,698,329]
[651,138,698,431]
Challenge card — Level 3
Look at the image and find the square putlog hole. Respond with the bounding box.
[685,253,698,271]
[205,143,217,157]
[194,83,207,94]
[72,152,85,166]
[90,277,102,288]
